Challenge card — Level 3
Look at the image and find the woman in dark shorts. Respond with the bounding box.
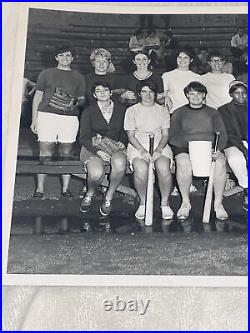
[79,82,127,216]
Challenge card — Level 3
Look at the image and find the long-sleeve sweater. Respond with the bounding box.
[218,100,247,151]
[79,102,127,154]
[169,104,228,151]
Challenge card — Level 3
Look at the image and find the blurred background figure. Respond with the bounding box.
[231,27,248,60]
[21,77,36,127]
[129,29,147,53]
[161,30,178,71]
[144,29,161,69]
[190,46,210,75]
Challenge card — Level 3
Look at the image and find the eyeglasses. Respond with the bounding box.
[95,88,110,94]
[210,59,223,63]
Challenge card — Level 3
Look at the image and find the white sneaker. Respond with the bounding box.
[214,204,228,220]
[135,205,145,220]
[161,205,174,220]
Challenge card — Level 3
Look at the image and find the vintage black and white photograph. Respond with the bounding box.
[4,4,248,279]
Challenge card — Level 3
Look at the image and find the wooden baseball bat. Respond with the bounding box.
[202,132,220,224]
[145,134,155,226]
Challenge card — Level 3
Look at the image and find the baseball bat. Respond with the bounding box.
[145,134,155,226]
[202,132,220,224]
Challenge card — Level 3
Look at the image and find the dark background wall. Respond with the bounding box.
[24,9,247,80]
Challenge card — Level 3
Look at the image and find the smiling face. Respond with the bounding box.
[186,89,206,108]
[139,85,155,105]
[55,51,73,68]
[177,52,192,70]
[93,85,111,102]
[231,86,247,105]
[93,56,110,74]
[208,56,224,73]
[133,53,150,71]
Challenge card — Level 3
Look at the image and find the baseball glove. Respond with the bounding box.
[92,134,126,156]
[49,87,77,115]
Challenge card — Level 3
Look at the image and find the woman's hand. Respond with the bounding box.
[121,90,136,100]
[152,148,162,162]
[30,120,38,134]
[211,150,221,160]
[97,150,110,162]
[140,149,151,162]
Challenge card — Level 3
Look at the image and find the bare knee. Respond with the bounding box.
[226,147,246,166]
[215,153,226,175]
[155,156,171,176]
[176,153,192,177]
[86,158,104,182]
[111,151,127,173]
[133,159,148,182]
[39,142,55,160]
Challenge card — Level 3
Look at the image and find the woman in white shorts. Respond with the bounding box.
[124,80,173,220]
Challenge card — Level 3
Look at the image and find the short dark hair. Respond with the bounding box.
[91,81,112,95]
[54,44,74,57]
[208,51,224,61]
[132,50,150,60]
[136,79,158,102]
[184,81,208,97]
[177,46,194,60]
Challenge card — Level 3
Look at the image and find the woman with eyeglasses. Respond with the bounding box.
[124,80,173,220]
[201,52,235,110]
[79,82,127,217]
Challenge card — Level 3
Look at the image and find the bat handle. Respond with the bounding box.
[214,132,220,153]
[149,133,155,156]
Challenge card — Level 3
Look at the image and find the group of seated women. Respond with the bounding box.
[78,47,247,221]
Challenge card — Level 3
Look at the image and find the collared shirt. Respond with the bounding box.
[97,100,114,123]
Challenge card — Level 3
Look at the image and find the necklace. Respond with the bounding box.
[134,71,152,80]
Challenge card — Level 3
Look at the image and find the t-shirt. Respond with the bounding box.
[201,72,235,109]
[36,68,86,116]
[169,104,227,151]
[124,103,170,133]
[123,72,164,94]
[162,69,201,113]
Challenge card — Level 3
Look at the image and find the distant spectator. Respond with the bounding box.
[129,29,147,53]
[21,78,36,127]
[144,29,161,68]
[161,30,178,71]
[190,46,211,75]
[222,56,233,75]
[202,52,235,109]
[236,51,248,85]
[231,27,248,59]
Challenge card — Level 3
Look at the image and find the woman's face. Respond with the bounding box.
[140,86,155,104]
[186,89,205,107]
[93,56,110,74]
[208,56,224,73]
[133,53,150,71]
[231,86,247,105]
[177,52,192,70]
[93,85,111,102]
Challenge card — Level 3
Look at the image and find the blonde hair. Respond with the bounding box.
[90,48,111,64]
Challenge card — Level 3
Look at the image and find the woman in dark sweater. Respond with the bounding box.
[79,82,127,216]
[169,81,228,220]
[218,80,248,211]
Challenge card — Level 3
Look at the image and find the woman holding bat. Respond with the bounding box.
[79,82,127,216]
[124,80,173,220]
[169,81,228,220]
[219,80,248,211]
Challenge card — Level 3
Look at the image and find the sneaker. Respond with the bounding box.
[79,186,87,199]
[80,194,94,213]
[100,198,112,217]
[61,189,74,199]
[243,188,248,211]
[161,205,174,220]
[177,202,191,220]
[135,205,145,220]
[214,204,228,220]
